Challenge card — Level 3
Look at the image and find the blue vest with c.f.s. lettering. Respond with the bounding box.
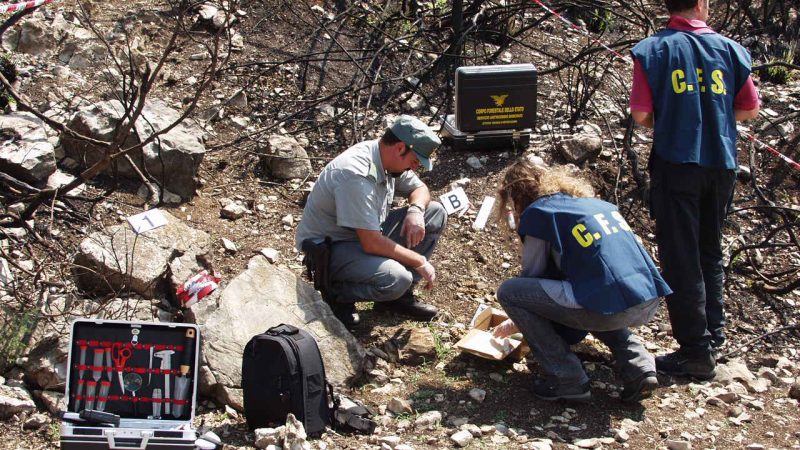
[631,30,752,169]
[519,194,672,314]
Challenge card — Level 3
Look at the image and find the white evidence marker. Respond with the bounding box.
[439,187,470,216]
[127,209,168,234]
[472,196,496,230]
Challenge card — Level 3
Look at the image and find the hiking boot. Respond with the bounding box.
[330,302,360,328]
[655,350,716,380]
[621,371,659,403]
[530,378,591,402]
[373,295,438,320]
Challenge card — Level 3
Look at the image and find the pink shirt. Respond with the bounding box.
[630,16,760,113]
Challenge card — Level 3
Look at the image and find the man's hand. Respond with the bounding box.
[491,319,518,338]
[414,258,436,290]
[401,207,425,248]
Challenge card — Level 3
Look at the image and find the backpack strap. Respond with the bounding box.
[327,382,338,426]
[284,329,330,435]
[333,409,377,434]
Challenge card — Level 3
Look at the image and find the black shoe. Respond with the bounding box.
[621,371,659,403]
[710,340,724,362]
[373,295,438,320]
[655,350,715,380]
[530,378,591,402]
[330,302,360,328]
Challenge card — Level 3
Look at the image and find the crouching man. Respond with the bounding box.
[295,115,447,327]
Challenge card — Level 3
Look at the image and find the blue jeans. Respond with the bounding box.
[327,202,447,303]
[497,277,659,385]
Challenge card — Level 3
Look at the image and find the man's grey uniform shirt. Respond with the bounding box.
[295,139,424,249]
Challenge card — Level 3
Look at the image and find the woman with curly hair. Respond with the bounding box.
[492,159,671,403]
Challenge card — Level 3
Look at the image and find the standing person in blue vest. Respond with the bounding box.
[491,160,672,402]
[296,115,446,328]
[629,0,760,379]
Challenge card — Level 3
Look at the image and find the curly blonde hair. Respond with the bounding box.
[497,159,595,219]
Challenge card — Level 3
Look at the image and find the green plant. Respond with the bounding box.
[0,54,18,109]
[47,422,60,441]
[493,410,509,423]
[394,412,413,421]
[757,46,796,84]
[0,309,37,371]
[760,64,792,84]
[730,251,745,268]
[566,6,614,34]
[432,328,452,360]
[411,389,436,402]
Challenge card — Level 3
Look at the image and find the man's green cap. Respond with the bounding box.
[390,115,441,171]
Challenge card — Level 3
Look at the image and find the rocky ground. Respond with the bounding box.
[0,0,799,449]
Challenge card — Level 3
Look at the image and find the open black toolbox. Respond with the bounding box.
[61,319,201,450]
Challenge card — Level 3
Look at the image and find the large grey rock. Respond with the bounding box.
[33,390,66,415]
[15,19,55,56]
[21,333,69,391]
[254,426,284,448]
[0,384,36,419]
[74,210,212,298]
[58,39,107,70]
[262,135,312,180]
[556,134,603,164]
[62,100,207,200]
[714,359,755,384]
[54,16,103,69]
[47,170,85,197]
[187,256,365,410]
[0,112,56,184]
[394,327,436,366]
[283,413,308,449]
[451,429,474,447]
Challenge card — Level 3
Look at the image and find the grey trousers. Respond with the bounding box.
[497,277,659,385]
[327,201,447,303]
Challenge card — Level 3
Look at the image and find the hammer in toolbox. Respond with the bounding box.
[155,350,174,415]
[172,328,196,418]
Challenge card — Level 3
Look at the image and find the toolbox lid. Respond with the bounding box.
[454,63,537,132]
[456,63,537,76]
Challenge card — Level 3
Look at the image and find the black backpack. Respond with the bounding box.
[242,324,333,436]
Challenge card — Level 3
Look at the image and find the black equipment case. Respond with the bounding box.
[60,319,201,450]
[454,63,537,132]
[444,63,537,151]
[441,114,531,152]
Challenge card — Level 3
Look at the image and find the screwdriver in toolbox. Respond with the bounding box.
[86,349,104,410]
[85,381,97,411]
[151,388,162,419]
[73,344,88,411]
[96,381,111,412]
[74,380,85,412]
[105,347,113,382]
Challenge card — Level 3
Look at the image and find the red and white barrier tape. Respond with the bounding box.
[739,128,800,170]
[530,0,799,172]
[0,0,54,14]
[531,0,628,62]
